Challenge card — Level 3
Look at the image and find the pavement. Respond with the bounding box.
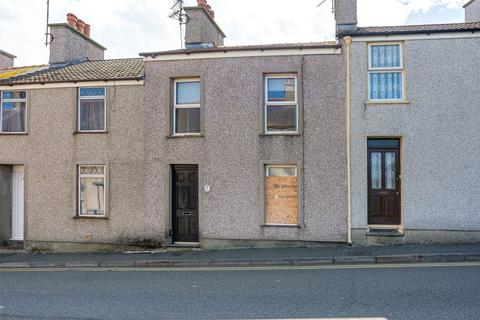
[1,243,479,269]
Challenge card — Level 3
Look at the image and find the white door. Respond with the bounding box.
[11,166,24,241]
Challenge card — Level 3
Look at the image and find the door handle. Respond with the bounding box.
[396,192,400,195]
[183,211,192,216]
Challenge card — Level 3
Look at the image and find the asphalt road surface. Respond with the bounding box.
[1,263,479,320]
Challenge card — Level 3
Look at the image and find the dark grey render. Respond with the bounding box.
[140,47,347,247]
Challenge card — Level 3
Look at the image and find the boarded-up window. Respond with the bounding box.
[265,165,298,225]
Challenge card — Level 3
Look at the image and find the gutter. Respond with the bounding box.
[139,44,341,58]
[339,28,480,37]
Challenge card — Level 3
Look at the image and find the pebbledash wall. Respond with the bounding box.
[0,84,149,250]
[142,49,348,248]
[348,34,480,244]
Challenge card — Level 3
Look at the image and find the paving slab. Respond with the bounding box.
[0,243,479,269]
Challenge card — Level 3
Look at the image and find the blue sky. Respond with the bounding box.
[0,0,467,66]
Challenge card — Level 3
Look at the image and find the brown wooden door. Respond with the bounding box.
[368,139,401,225]
[172,165,199,243]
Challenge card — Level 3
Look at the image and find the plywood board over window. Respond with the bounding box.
[265,165,298,225]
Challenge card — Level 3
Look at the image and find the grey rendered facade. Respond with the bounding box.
[0,4,349,250]
[141,49,347,248]
[342,0,480,244]
[0,84,147,249]
[1,0,479,251]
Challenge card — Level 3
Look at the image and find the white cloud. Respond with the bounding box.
[0,0,466,66]
[358,0,464,26]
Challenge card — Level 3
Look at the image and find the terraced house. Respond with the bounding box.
[0,2,348,250]
[1,0,479,251]
[0,16,146,250]
[341,0,480,244]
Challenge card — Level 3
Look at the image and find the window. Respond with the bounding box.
[264,165,298,225]
[368,43,404,101]
[264,75,298,133]
[173,79,201,135]
[78,87,106,132]
[78,165,106,216]
[1,91,27,133]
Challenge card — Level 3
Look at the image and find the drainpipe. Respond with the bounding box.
[343,36,352,245]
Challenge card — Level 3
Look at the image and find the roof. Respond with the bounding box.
[0,58,144,85]
[464,0,478,8]
[341,22,480,36]
[140,41,340,57]
[0,49,16,58]
[0,65,48,80]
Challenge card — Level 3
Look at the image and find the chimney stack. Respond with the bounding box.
[464,0,480,22]
[67,13,77,28]
[0,49,16,68]
[184,0,225,49]
[334,0,358,36]
[48,13,106,64]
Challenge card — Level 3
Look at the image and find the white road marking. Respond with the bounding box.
[0,261,479,272]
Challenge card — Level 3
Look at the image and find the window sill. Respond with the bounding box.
[0,132,28,135]
[73,215,108,220]
[261,224,302,228]
[74,131,109,134]
[365,100,410,106]
[260,133,301,137]
[167,134,204,139]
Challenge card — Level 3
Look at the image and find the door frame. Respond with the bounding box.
[11,166,24,241]
[366,136,404,232]
[0,163,26,245]
[168,162,202,244]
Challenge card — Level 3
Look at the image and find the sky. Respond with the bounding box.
[0,0,467,66]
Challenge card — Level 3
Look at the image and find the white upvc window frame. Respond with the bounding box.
[264,164,299,226]
[367,42,406,102]
[265,164,298,177]
[173,78,201,136]
[77,87,107,132]
[77,164,106,217]
[264,75,298,134]
[0,90,27,134]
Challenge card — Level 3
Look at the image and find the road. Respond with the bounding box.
[1,263,479,320]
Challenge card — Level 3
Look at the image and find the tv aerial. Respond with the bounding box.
[169,0,190,48]
[317,0,335,13]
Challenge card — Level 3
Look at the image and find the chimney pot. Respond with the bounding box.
[76,19,86,33]
[84,24,91,37]
[66,13,77,28]
[197,0,207,6]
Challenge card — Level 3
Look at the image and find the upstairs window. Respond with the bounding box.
[174,79,201,135]
[78,87,106,132]
[368,44,404,101]
[265,76,298,134]
[1,91,27,133]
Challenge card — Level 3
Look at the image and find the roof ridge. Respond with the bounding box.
[359,21,480,29]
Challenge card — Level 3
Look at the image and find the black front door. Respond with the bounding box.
[367,139,401,225]
[172,165,199,243]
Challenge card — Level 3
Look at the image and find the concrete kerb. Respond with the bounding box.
[1,252,479,269]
